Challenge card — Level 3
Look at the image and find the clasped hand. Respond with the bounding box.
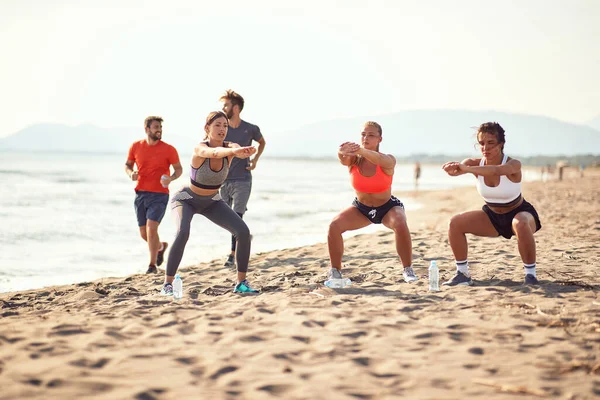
[233,146,257,159]
[338,142,361,156]
[442,161,467,176]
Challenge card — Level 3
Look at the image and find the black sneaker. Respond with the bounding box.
[157,242,168,266]
[224,254,235,267]
[524,274,539,285]
[442,271,474,286]
[146,264,158,274]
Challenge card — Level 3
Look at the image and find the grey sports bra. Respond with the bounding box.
[190,142,230,189]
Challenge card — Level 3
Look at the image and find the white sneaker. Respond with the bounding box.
[402,266,419,283]
[327,268,343,280]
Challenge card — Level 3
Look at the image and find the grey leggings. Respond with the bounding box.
[166,187,251,276]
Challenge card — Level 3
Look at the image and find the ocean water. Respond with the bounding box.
[0,152,540,293]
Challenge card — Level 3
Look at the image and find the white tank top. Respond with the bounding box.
[475,154,521,204]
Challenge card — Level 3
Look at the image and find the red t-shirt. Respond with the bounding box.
[127,140,180,193]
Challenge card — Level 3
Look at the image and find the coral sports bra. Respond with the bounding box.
[350,164,393,193]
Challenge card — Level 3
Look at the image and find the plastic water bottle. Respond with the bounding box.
[160,174,170,188]
[324,277,352,288]
[173,274,183,300]
[429,260,440,292]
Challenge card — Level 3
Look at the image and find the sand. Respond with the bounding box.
[1,172,599,399]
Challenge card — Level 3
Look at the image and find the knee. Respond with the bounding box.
[139,230,148,241]
[391,214,408,231]
[328,218,345,236]
[234,223,250,241]
[448,215,462,234]
[512,217,532,236]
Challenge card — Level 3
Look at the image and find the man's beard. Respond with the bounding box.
[149,132,162,141]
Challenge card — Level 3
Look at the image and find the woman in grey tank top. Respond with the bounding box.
[161,111,259,295]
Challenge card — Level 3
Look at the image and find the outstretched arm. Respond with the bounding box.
[357,148,396,170]
[459,159,521,177]
[194,142,255,159]
[442,158,479,176]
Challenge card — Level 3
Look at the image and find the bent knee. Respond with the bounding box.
[234,223,250,240]
[512,217,533,235]
[389,214,408,230]
[448,215,463,232]
[328,218,346,235]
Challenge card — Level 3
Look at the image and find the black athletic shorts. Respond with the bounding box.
[352,196,404,224]
[482,199,542,239]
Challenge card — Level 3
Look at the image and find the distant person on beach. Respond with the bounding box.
[441,122,542,286]
[219,90,266,268]
[161,111,259,295]
[414,161,421,191]
[328,121,418,284]
[125,116,182,274]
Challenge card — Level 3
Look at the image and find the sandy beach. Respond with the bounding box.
[1,171,599,400]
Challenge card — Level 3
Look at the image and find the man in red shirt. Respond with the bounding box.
[125,116,182,273]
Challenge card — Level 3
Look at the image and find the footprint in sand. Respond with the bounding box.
[48,324,90,337]
[69,357,111,369]
[352,357,371,366]
[209,365,239,380]
[342,331,368,339]
[257,384,292,395]
[291,335,310,344]
[240,335,266,343]
[174,356,198,365]
[134,388,167,400]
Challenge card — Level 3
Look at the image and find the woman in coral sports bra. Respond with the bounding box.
[327,121,418,285]
[442,122,542,287]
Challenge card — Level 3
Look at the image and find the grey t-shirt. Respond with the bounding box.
[225,120,262,181]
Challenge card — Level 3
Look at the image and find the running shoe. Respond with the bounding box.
[442,271,474,286]
[146,264,158,274]
[157,242,168,266]
[161,282,173,296]
[224,254,235,267]
[327,268,343,281]
[524,274,539,285]
[402,266,419,283]
[233,279,259,293]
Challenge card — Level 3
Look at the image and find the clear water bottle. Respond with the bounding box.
[324,278,352,288]
[429,260,440,292]
[160,174,170,188]
[173,274,183,300]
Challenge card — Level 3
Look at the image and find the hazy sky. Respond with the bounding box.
[1,0,599,138]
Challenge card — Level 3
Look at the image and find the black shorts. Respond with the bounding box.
[482,199,542,239]
[352,196,404,224]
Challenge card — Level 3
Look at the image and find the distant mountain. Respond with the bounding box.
[587,114,600,132]
[0,123,198,155]
[269,110,600,157]
[2,110,599,157]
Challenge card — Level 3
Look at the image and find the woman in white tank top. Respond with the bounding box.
[440,122,542,287]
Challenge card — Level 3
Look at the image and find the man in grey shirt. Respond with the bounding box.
[219,90,266,266]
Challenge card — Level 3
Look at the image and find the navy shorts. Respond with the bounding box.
[352,196,404,224]
[482,199,542,239]
[134,191,169,226]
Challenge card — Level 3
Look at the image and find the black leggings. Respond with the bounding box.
[231,212,244,252]
[166,187,251,276]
